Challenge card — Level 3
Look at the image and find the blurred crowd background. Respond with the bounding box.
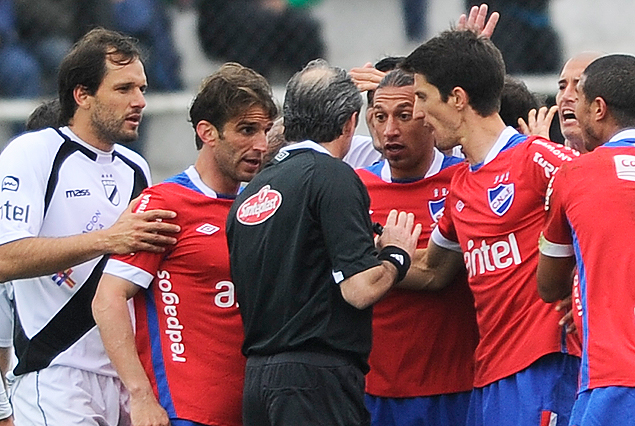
[0,0,633,181]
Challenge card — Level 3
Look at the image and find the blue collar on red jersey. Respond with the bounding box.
[470,132,527,172]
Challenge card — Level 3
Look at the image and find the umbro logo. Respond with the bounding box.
[196,223,220,235]
[390,253,404,265]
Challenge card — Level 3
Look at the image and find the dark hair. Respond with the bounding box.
[58,28,142,125]
[283,59,362,143]
[26,99,63,131]
[367,56,406,105]
[581,54,635,128]
[377,69,414,91]
[500,75,543,129]
[401,30,505,117]
[189,62,278,150]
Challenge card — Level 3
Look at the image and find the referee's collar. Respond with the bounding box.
[280,140,332,156]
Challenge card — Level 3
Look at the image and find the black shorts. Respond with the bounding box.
[243,351,370,426]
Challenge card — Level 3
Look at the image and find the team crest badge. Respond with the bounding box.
[428,198,445,223]
[102,174,120,206]
[487,183,514,216]
[237,185,282,225]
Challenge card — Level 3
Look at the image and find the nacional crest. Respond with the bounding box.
[102,174,120,206]
[428,198,446,223]
[487,183,514,216]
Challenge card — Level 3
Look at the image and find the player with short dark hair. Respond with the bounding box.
[0,27,180,425]
[538,53,635,425]
[93,62,277,426]
[357,69,478,426]
[401,29,581,426]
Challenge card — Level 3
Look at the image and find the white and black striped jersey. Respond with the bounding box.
[0,126,150,377]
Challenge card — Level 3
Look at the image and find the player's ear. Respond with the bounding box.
[73,85,91,111]
[450,86,468,112]
[196,120,220,147]
[593,96,608,122]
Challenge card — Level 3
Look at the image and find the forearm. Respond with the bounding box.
[340,262,399,310]
[396,246,463,291]
[0,231,112,282]
[92,285,155,399]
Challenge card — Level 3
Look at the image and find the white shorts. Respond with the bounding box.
[11,365,131,426]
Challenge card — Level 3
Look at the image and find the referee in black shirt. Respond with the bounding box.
[226,59,422,426]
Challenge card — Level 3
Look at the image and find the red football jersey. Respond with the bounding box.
[104,168,244,426]
[432,129,581,387]
[357,154,478,398]
[541,132,635,392]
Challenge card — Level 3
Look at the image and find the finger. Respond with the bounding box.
[481,11,499,38]
[527,108,537,128]
[145,221,181,235]
[457,14,467,30]
[545,105,558,128]
[412,223,423,242]
[517,118,529,135]
[466,6,479,29]
[385,209,398,227]
[474,4,489,32]
[396,210,408,228]
[141,209,177,221]
[127,195,143,213]
[405,212,415,232]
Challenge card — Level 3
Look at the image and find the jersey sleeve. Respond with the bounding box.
[313,159,381,283]
[539,163,575,258]
[103,186,172,288]
[431,189,462,252]
[0,135,52,245]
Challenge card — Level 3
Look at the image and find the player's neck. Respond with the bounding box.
[460,114,507,166]
[67,120,115,152]
[195,155,240,196]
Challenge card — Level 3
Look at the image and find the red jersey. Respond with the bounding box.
[103,166,244,426]
[431,128,581,387]
[358,152,478,398]
[540,131,635,392]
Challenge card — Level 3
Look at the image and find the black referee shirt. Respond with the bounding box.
[226,141,381,372]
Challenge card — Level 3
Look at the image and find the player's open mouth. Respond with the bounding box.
[561,110,576,122]
[383,143,405,154]
[126,114,141,125]
[243,158,261,168]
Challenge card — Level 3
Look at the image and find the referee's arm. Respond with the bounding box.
[340,210,421,309]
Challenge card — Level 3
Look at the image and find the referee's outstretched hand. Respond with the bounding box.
[376,210,422,261]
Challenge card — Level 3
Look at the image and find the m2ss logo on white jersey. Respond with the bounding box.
[101,174,120,206]
[1,176,19,192]
[488,183,514,216]
[237,185,282,225]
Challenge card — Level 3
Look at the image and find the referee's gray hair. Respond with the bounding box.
[283,59,362,143]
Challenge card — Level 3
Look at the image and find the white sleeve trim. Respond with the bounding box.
[103,259,154,289]
[538,233,575,258]
[431,227,462,253]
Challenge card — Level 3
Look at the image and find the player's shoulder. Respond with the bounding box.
[522,136,580,161]
[1,128,66,162]
[113,143,150,168]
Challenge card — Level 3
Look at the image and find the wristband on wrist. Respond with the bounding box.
[377,245,411,282]
[0,384,12,420]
